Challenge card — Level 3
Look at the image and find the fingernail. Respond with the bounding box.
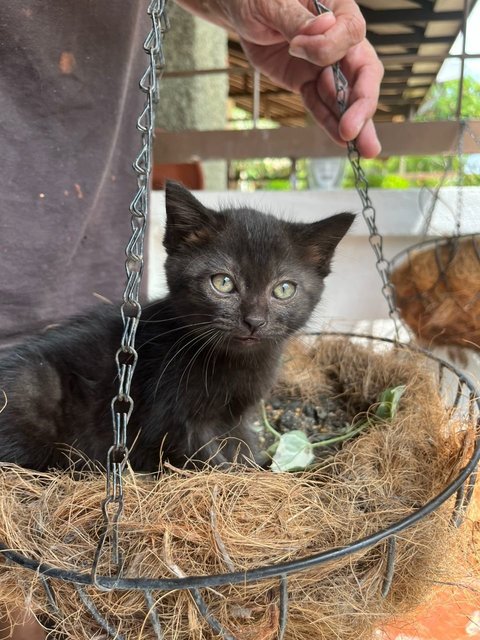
[289,45,308,60]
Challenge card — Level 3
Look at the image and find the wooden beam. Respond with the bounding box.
[380,52,480,65]
[379,80,409,87]
[378,97,422,105]
[230,89,292,100]
[379,89,406,96]
[368,32,452,45]
[414,0,435,8]
[161,56,480,80]
[380,54,443,64]
[383,70,415,79]
[403,84,432,91]
[164,67,249,78]
[230,86,414,102]
[361,8,462,23]
[153,121,480,162]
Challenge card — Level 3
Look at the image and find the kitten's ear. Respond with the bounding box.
[163,181,223,252]
[294,213,355,276]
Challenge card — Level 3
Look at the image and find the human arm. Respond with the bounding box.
[175,0,383,158]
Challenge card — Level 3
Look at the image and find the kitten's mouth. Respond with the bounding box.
[233,335,261,346]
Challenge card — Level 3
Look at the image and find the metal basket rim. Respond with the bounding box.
[0,331,478,592]
[389,233,480,272]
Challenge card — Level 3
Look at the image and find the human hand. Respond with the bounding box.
[177,0,383,158]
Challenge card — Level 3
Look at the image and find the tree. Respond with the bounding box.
[342,77,480,189]
[417,76,480,121]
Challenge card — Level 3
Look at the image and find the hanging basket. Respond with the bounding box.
[0,334,478,640]
[390,234,480,351]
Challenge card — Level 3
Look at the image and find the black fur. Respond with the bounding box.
[0,182,354,471]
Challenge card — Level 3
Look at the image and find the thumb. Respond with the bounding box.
[254,0,334,41]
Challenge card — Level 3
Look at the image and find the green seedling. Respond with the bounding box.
[263,385,406,473]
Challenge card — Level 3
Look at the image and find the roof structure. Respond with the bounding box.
[227,0,474,126]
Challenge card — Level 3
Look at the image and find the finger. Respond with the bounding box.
[302,66,381,157]
[338,43,383,139]
[339,95,379,142]
[248,0,328,42]
[300,79,345,146]
[354,119,381,158]
[289,2,365,66]
[314,65,348,116]
[341,40,383,104]
[312,45,381,139]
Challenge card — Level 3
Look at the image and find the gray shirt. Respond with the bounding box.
[0,1,150,348]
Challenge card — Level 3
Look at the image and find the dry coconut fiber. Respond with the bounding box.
[390,235,480,350]
[0,336,477,640]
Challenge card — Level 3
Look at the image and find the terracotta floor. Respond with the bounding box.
[382,490,480,640]
[382,587,480,639]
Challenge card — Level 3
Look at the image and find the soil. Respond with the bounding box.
[252,393,354,463]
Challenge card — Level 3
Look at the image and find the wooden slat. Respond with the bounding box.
[154,121,480,162]
[361,8,463,23]
[368,32,452,45]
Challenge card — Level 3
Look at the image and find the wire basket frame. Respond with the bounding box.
[0,334,478,640]
[0,2,479,640]
[389,12,480,350]
[389,119,480,351]
[390,234,480,350]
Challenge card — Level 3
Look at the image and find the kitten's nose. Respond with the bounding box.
[244,315,267,332]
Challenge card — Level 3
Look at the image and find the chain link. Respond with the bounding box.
[314,1,403,338]
[92,0,169,587]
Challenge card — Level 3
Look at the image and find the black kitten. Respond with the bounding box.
[0,182,353,472]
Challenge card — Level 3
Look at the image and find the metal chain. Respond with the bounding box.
[313,1,403,339]
[91,0,403,587]
[92,0,169,587]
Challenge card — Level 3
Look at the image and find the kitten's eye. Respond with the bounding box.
[211,273,235,294]
[273,281,297,300]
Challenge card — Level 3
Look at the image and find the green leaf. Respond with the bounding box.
[260,400,281,440]
[270,431,315,473]
[311,420,370,448]
[375,385,406,420]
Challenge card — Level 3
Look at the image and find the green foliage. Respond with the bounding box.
[270,431,315,472]
[341,148,479,190]
[462,173,480,186]
[417,76,480,120]
[380,175,411,189]
[228,80,480,191]
[375,386,406,421]
[342,159,391,189]
[264,179,294,191]
[228,105,278,130]
[265,386,406,473]
[231,157,308,190]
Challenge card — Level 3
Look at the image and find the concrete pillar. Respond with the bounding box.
[156,2,228,190]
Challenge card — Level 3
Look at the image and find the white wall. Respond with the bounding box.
[149,187,479,331]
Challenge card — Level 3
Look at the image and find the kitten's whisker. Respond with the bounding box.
[178,330,220,400]
[203,331,224,396]
[146,324,213,366]
[201,332,220,396]
[152,328,217,402]
[137,321,212,351]
[177,328,217,390]
[139,313,212,324]
[189,331,227,417]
